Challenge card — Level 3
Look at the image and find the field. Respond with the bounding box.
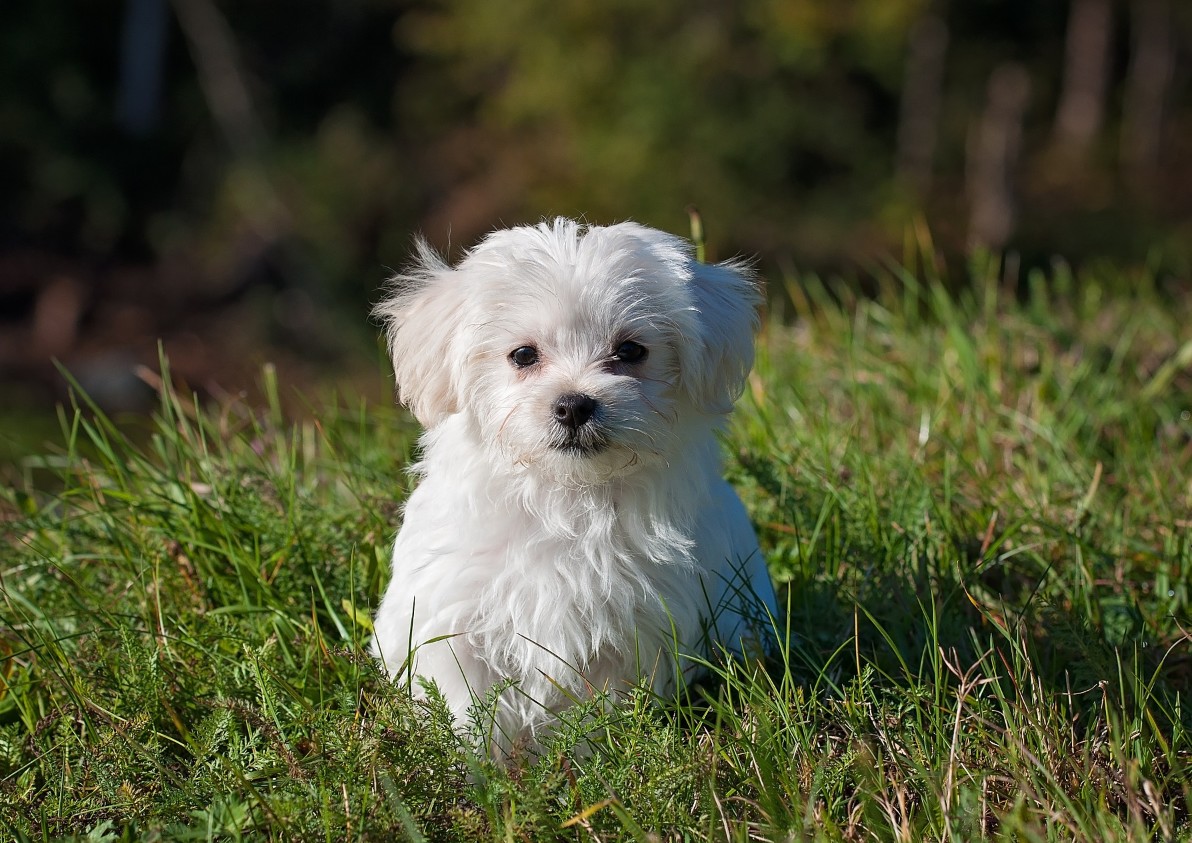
[2,252,1191,841]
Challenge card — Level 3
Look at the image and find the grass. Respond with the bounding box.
[2,251,1191,841]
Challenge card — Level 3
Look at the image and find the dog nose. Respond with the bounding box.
[553,393,597,430]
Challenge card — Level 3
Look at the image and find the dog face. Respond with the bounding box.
[376,219,759,482]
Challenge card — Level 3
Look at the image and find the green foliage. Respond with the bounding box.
[7,0,1189,304]
[399,0,926,258]
[3,261,1192,839]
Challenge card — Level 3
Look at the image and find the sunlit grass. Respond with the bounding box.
[2,258,1190,840]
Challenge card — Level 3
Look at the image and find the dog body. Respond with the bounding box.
[371,219,775,751]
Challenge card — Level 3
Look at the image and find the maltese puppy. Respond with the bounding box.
[371,218,776,754]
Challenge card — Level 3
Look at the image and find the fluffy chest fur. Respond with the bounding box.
[371,416,712,714]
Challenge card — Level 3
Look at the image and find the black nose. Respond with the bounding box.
[552,393,597,430]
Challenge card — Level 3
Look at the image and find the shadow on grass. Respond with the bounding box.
[760,516,1191,743]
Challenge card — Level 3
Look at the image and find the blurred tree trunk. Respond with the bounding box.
[171,0,309,293]
[117,0,170,136]
[967,63,1031,252]
[896,15,949,196]
[171,0,264,155]
[1121,0,1174,195]
[1052,0,1112,159]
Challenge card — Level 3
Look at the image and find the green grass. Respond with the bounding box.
[3,256,1191,841]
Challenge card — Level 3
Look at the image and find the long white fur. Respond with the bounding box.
[370,218,777,754]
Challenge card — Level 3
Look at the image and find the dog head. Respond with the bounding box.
[375,219,760,482]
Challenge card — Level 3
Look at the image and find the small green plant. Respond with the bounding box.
[2,258,1190,840]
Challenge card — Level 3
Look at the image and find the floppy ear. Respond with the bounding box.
[680,258,762,415]
[373,238,467,427]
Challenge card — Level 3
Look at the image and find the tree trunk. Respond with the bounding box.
[1052,0,1113,159]
[967,64,1031,252]
[1121,0,1174,195]
[897,15,950,196]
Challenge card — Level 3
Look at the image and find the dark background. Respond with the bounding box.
[1,0,1189,426]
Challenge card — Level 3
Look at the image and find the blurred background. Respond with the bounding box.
[1,0,1190,434]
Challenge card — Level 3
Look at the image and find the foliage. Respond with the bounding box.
[399,0,925,256]
[3,0,1190,301]
[3,256,1191,839]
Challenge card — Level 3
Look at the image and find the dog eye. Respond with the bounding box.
[509,346,540,368]
[614,341,648,364]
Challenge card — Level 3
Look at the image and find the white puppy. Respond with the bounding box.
[371,218,776,754]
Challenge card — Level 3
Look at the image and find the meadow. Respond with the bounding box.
[2,248,1190,841]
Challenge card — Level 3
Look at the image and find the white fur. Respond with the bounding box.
[370,218,777,755]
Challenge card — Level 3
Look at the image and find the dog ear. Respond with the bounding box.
[374,238,466,427]
[680,258,762,415]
